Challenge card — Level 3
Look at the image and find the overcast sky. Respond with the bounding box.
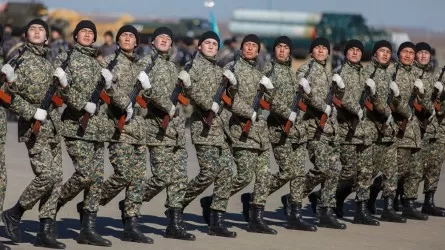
[20,0,445,31]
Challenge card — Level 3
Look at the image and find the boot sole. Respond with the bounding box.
[246,228,277,235]
[122,237,154,244]
[401,215,429,221]
[77,239,112,247]
[352,219,380,226]
[318,224,347,230]
[285,225,317,231]
[208,231,237,238]
[1,212,20,243]
[164,235,196,241]
[380,216,407,223]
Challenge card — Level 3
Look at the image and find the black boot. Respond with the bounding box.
[367,176,382,214]
[165,208,196,241]
[49,217,58,239]
[308,191,320,215]
[422,191,445,217]
[118,200,125,224]
[241,193,251,222]
[78,210,112,246]
[380,196,406,223]
[394,179,404,212]
[208,209,237,238]
[76,201,84,224]
[402,199,428,220]
[0,241,10,250]
[281,194,291,220]
[34,218,66,249]
[123,216,153,244]
[200,196,212,225]
[1,202,25,243]
[318,207,347,229]
[286,203,317,231]
[247,204,277,235]
[334,181,353,218]
[353,201,380,226]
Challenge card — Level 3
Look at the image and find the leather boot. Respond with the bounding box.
[380,196,406,223]
[402,199,428,220]
[281,194,291,220]
[0,241,10,250]
[34,218,66,249]
[394,179,404,212]
[241,193,251,222]
[422,191,445,217]
[318,207,347,229]
[367,176,382,214]
[78,210,112,246]
[200,196,213,225]
[118,200,125,224]
[208,209,237,238]
[76,201,84,224]
[353,201,380,226]
[1,202,25,243]
[123,217,153,243]
[247,204,277,235]
[286,203,317,231]
[334,180,353,218]
[165,208,196,241]
[308,191,320,215]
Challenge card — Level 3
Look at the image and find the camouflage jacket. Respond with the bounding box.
[263,58,308,145]
[388,62,422,148]
[335,61,377,145]
[102,49,147,145]
[6,43,60,143]
[56,43,111,142]
[0,59,6,144]
[297,58,338,142]
[140,49,185,147]
[184,53,227,147]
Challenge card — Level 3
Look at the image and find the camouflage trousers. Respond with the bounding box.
[0,142,6,214]
[372,142,398,198]
[183,144,234,212]
[100,142,147,218]
[144,146,188,209]
[419,138,445,193]
[339,144,374,202]
[18,139,62,219]
[304,140,341,208]
[229,148,270,206]
[58,138,104,212]
[397,147,423,199]
[269,142,307,205]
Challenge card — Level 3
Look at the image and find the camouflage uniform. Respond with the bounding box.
[0,57,7,214]
[55,43,112,213]
[99,50,148,218]
[297,58,341,208]
[6,44,62,219]
[223,56,271,206]
[263,59,308,205]
[182,53,234,212]
[141,49,188,209]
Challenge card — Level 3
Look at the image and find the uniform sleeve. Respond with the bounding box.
[339,70,363,115]
[223,62,254,119]
[184,65,213,111]
[7,70,36,121]
[102,54,131,111]
[297,63,328,113]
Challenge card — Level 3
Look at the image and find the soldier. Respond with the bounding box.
[140,27,195,241]
[0,19,65,248]
[98,25,153,244]
[411,42,445,217]
[99,30,117,59]
[295,37,345,229]
[178,31,237,238]
[52,20,112,246]
[46,25,70,64]
[260,36,316,231]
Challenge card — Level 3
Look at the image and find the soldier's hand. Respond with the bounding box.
[414,79,425,94]
[365,78,376,95]
[434,81,444,95]
[251,111,257,123]
[299,78,311,94]
[83,102,97,115]
[101,69,113,90]
[288,111,297,123]
[260,76,274,90]
[390,81,400,97]
[33,108,48,122]
[178,70,191,88]
[169,104,177,118]
[1,64,16,82]
[53,67,68,88]
[211,102,220,114]
[137,71,151,90]
[332,73,345,89]
[125,103,133,122]
[358,109,364,120]
[324,105,332,116]
[223,70,237,86]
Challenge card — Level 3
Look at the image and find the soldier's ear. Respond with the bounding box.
[198,46,201,50]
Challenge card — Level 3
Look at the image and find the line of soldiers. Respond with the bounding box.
[0,18,444,250]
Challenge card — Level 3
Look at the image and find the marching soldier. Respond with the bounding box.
[141,27,195,241]
[1,19,65,248]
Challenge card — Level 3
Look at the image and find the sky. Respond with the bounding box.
[12,0,445,31]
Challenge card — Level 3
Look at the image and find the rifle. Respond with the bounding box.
[116,51,159,133]
[319,66,343,129]
[241,61,276,136]
[78,49,120,134]
[203,56,239,127]
[160,51,198,131]
[0,47,27,105]
[31,49,72,135]
[282,60,315,134]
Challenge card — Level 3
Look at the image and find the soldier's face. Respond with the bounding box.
[346,47,362,64]
[118,32,137,52]
[199,38,218,57]
[375,47,391,64]
[274,43,290,62]
[312,45,328,62]
[241,42,259,60]
[27,24,46,45]
[77,28,94,47]
[153,34,172,53]
[399,47,415,66]
[415,50,431,66]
